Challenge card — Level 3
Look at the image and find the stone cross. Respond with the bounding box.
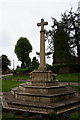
[37,19,48,70]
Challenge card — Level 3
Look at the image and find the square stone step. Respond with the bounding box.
[22,80,58,86]
[57,105,80,114]
[3,92,80,115]
[31,80,58,86]
[19,84,67,94]
[11,87,19,95]
[15,90,75,103]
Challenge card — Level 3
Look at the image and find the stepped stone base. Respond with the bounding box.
[25,80,58,86]
[2,70,80,115]
[15,91,75,103]
[2,92,80,115]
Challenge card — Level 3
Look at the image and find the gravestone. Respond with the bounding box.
[2,19,80,115]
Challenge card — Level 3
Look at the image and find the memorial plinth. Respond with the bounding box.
[31,69,58,86]
[32,70,53,82]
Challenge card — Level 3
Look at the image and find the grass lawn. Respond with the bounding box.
[0,80,25,92]
[57,73,80,82]
[69,111,80,120]
[3,75,31,80]
[1,75,30,92]
[0,73,80,92]
[3,73,80,82]
[0,78,2,92]
[2,111,80,120]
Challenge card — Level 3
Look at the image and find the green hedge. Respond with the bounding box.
[12,66,34,76]
[11,64,80,75]
[47,64,80,74]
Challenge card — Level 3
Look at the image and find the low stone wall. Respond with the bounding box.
[2,77,26,82]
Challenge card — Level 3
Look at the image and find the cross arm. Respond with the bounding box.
[37,22,48,26]
[37,23,41,26]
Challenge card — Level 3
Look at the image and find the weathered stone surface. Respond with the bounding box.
[19,84,67,94]
[28,80,58,86]
[14,90,75,103]
[32,70,53,82]
[37,19,48,71]
[2,92,80,115]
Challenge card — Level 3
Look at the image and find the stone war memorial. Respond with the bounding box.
[2,19,80,115]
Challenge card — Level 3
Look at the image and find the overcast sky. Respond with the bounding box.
[0,0,79,69]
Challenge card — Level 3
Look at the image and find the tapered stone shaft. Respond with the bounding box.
[37,19,48,70]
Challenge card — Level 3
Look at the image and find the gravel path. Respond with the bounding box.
[59,82,80,86]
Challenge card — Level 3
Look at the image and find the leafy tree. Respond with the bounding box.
[60,9,80,63]
[46,9,80,64]
[1,54,11,72]
[31,57,39,69]
[45,19,73,64]
[14,37,32,68]
[16,65,20,69]
[54,23,75,64]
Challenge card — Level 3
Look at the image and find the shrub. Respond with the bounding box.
[12,66,34,76]
[47,64,80,74]
[69,112,80,120]
[49,112,59,120]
